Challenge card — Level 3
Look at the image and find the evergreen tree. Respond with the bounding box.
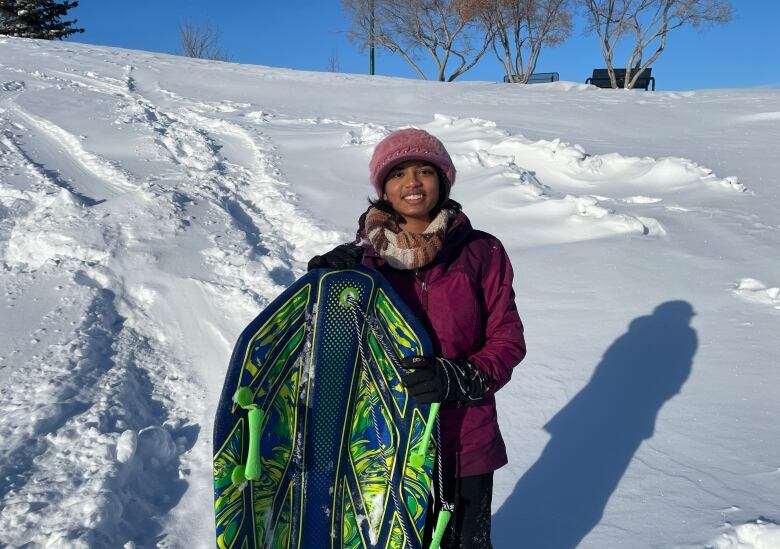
[0,0,83,40]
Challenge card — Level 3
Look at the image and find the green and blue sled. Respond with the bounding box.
[213,266,441,548]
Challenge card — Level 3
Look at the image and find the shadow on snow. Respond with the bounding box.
[492,300,698,548]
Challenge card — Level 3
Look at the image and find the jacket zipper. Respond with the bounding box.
[414,269,429,309]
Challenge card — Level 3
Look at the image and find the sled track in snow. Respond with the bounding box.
[9,104,137,193]
[0,72,193,545]
[0,60,342,545]
[1,126,104,207]
[0,181,195,546]
[120,65,340,293]
[0,282,169,546]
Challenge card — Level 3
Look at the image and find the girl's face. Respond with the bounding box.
[383,161,441,232]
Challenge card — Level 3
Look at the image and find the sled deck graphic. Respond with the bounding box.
[214,267,436,548]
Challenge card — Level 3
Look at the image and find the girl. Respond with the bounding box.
[309,128,526,548]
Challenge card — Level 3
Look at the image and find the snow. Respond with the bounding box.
[366,491,386,545]
[709,520,780,549]
[1,36,779,548]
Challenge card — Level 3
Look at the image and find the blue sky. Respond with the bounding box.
[68,1,779,90]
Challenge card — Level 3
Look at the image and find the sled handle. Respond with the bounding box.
[410,402,439,468]
[245,407,264,480]
[428,508,452,549]
[233,387,264,483]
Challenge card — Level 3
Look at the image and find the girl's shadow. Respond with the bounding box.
[492,301,698,548]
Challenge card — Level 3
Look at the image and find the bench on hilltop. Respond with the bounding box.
[586,68,655,90]
[503,72,560,84]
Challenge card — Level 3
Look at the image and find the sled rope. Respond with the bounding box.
[348,296,403,370]
[348,296,411,548]
[347,300,440,467]
[429,418,453,549]
[348,294,454,549]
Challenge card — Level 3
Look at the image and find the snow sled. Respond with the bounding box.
[213,267,439,548]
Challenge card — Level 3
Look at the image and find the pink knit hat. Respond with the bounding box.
[369,128,456,197]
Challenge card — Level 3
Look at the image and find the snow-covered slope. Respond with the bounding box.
[1,37,778,548]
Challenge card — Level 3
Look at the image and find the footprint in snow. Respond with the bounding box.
[1,80,25,92]
[343,123,389,147]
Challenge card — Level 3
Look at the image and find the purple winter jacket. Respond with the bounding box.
[357,209,526,477]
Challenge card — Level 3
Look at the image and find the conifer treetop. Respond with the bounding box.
[0,0,84,40]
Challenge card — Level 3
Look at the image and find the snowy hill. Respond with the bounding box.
[1,37,779,548]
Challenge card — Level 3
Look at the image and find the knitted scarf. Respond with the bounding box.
[364,207,451,270]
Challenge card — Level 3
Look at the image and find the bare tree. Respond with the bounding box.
[327,49,341,72]
[479,0,573,83]
[581,0,732,89]
[178,19,230,62]
[343,0,495,81]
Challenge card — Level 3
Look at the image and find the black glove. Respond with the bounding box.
[307,243,363,271]
[400,356,490,405]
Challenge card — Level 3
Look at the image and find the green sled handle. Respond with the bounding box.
[406,402,452,549]
[409,402,439,468]
[231,386,265,486]
[429,508,452,549]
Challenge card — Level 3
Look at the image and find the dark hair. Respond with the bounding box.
[367,166,460,224]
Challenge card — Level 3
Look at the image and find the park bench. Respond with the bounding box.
[503,72,560,84]
[586,68,656,90]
